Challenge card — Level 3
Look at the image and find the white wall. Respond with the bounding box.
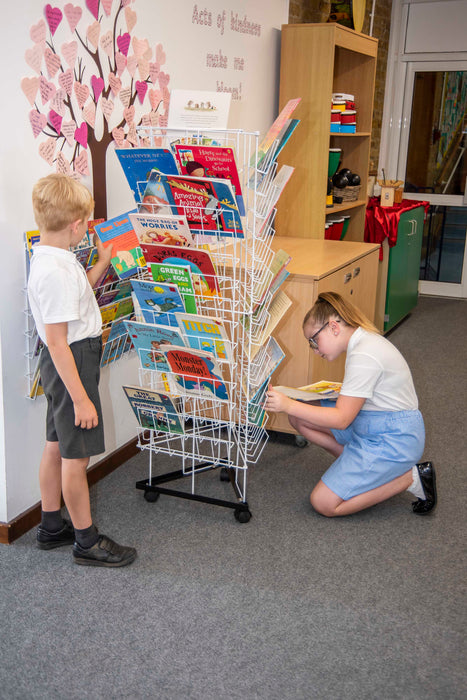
[0,0,289,523]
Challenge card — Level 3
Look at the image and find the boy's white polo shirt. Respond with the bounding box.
[28,245,102,346]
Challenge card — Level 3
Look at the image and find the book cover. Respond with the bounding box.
[94,212,145,280]
[245,336,285,400]
[173,144,245,216]
[116,148,178,200]
[141,171,244,238]
[100,315,132,367]
[148,262,197,313]
[129,212,194,247]
[140,243,220,297]
[248,290,292,360]
[124,319,186,371]
[247,378,269,427]
[273,381,342,401]
[122,385,184,434]
[251,248,291,311]
[130,279,185,326]
[175,312,233,361]
[252,98,301,170]
[161,345,229,401]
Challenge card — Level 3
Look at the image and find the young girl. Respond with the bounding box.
[265,292,436,517]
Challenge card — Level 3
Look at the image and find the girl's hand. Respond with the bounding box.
[264,386,293,414]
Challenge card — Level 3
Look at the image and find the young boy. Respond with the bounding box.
[28,173,137,567]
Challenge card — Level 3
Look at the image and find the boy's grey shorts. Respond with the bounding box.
[40,336,105,460]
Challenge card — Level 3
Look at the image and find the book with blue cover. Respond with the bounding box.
[123,319,186,372]
[123,385,184,434]
[130,279,186,326]
[116,148,179,200]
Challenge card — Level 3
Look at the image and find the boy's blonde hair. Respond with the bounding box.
[32,173,94,232]
[303,291,380,334]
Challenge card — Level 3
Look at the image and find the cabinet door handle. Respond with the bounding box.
[344,272,352,283]
[353,266,360,277]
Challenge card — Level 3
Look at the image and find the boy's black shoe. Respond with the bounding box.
[412,461,437,515]
[72,534,137,567]
[37,520,75,550]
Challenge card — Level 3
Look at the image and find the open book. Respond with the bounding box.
[273,381,342,401]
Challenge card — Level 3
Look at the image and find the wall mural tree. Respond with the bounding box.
[21,0,171,218]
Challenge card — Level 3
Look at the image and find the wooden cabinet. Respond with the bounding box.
[267,237,380,434]
[275,23,377,242]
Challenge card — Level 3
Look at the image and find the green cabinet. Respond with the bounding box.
[384,206,425,332]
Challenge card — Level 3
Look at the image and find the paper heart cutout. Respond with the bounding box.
[112,126,125,147]
[45,4,63,36]
[125,6,137,32]
[74,122,88,148]
[21,77,40,106]
[58,69,74,96]
[108,72,122,96]
[29,110,47,138]
[44,47,61,78]
[90,75,104,102]
[61,119,76,146]
[137,58,149,81]
[158,72,170,89]
[123,105,135,124]
[51,88,67,115]
[115,52,127,76]
[83,102,96,128]
[119,86,131,108]
[74,149,89,175]
[121,0,131,6]
[61,41,77,68]
[56,152,71,174]
[101,97,114,122]
[126,123,138,146]
[135,80,148,104]
[126,55,137,77]
[148,88,162,111]
[100,30,113,56]
[102,0,113,16]
[25,45,43,74]
[155,44,166,65]
[85,0,99,20]
[30,19,47,44]
[140,113,151,127]
[87,21,100,48]
[132,36,147,59]
[39,76,56,105]
[159,114,168,129]
[48,109,63,134]
[149,62,160,85]
[74,81,90,109]
[117,33,131,56]
[64,3,82,33]
[162,86,170,110]
[39,137,56,165]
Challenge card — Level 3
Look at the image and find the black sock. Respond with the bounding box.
[41,509,65,533]
[75,524,99,549]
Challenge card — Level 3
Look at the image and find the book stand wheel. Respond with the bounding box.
[144,489,160,503]
[234,507,252,523]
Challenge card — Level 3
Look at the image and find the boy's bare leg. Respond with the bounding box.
[61,457,92,530]
[289,415,344,458]
[39,440,62,511]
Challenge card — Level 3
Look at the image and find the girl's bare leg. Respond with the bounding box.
[289,415,344,458]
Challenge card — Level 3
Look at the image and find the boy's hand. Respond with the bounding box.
[74,396,98,429]
[264,385,293,414]
[94,233,113,267]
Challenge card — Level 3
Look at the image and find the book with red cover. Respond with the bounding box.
[140,243,220,297]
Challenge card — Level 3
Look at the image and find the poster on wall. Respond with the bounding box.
[167,89,231,130]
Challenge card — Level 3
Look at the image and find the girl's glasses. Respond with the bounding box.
[307,321,329,350]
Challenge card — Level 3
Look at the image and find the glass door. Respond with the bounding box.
[398,62,467,298]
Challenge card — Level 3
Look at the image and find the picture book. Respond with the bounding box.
[148,262,197,313]
[141,171,244,238]
[173,144,245,216]
[273,381,342,401]
[251,249,291,311]
[248,290,292,360]
[248,166,295,238]
[123,319,186,372]
[129,212,194,247]
[245,336,285,400]
[252,98,301,171]
[86,218,105,239]
[249,119,300,188]
[115,148,178,200]
[100,315,132,367]
[161,345,229,401]
[94,212,145,280]
[122,385,184,434]
[25,230,41,261]
[247,378,268,427]
[140,243,220,297]
[74,245,95,269]
[175,312,233,361]
[130,279,185,326]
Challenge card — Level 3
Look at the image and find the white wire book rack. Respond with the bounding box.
[131,125,292,522]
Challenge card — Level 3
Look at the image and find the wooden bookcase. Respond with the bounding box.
[275,23,378,242]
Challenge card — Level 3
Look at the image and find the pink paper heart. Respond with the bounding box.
[117,33,131,56]
[115,51,127,76]
[56,152,71,174]
[83,102,96,128]
[119,87,131,108]
[108,72,122,96]
[126,55,137,77]
[45,4,63,36]
[39,76,56,105]
[61,119,76,146]
[74,81,90,109]
[137,58,149,81]
[74,122,88,148]
[91,75,104,102]
[100,30,113,56]
[48,109,63,134]
[158,72,170,89]
[29,110,47,138]
[39,137,56,165]
[85,0,99,20]
[112,126,125,147]
[25,45,43,74]
[86,21,100,48]
[135,81,148,104]
[64,3,82,33]
[21,77,40,106]
[148,88,162,110]
[159,114,168,129]
[162,86,170,110]
[61,41,77,68]
[30,19,46,44]
[155,44,166,65]
[125,6,137,32]
[101,97,114,122]
[121,0,131,6]
[123,105,135,124]
[51,88,67,115]
[149,62,160,85]
[127,123,138,146]
[131,36,147,59]
[149,111,160,126]
[44,47,61,78]
[102,0,113,16]
[58,69,74,96]
[74,149,89,176]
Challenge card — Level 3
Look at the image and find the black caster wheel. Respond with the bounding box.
[219,467,231,482]
[295,435,309,448]
[144,489,160,502]
[234,508,252,523]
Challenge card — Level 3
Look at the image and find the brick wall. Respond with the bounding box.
[287,0,392,174]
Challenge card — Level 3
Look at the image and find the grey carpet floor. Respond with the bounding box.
[1,296,466,700]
